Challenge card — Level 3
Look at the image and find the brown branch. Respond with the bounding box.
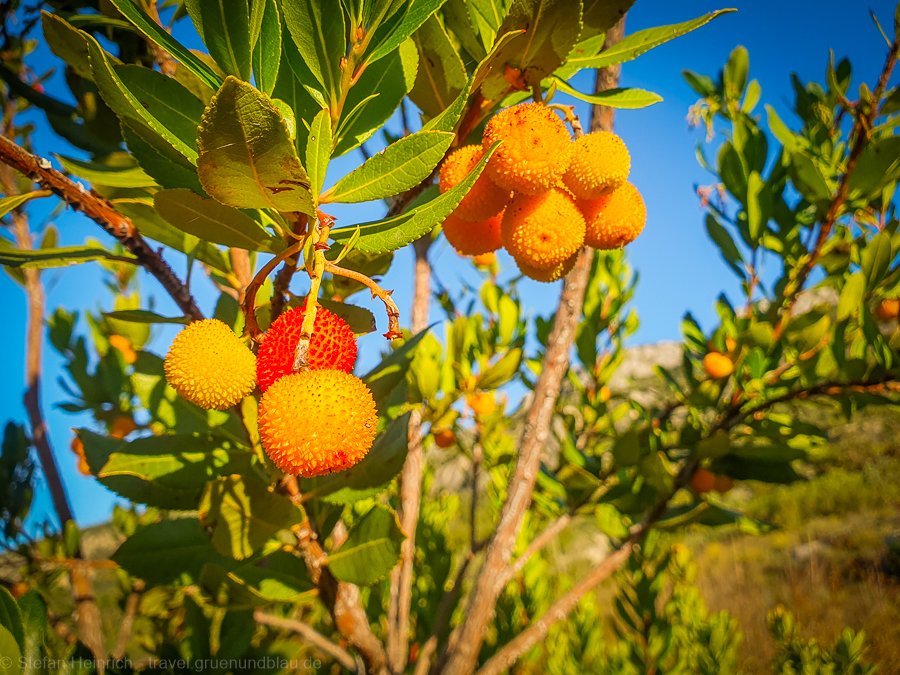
[386,235,432,673]
[241,238,307,338]
[230,248,252,302]
[113,581,142,660]
[271,214,308,321]
[773,36,899,338]
[440,21,626,674]
[254,611,358,672]
[0,133,203,321]
[324,260,402,340]
[415,557,472,675]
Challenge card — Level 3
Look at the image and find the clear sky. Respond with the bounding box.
[2,0,897,528]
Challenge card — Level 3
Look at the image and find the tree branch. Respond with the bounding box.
[254,611,358,672]
[0,133,203,321]
[441,21,626,673]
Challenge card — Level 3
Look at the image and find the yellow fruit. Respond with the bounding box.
[703,352,734,379]
[598,385,611,403]
[439,145,511,221]
[433,429,456,448]
[472,251,496,267]
[483,103,573,195]
[513,250,578,283]
[164,319,256,410]
[109,416,136,439]
[579,182,646,250]
[562,131,630,200]
[691,468,716,494]
[714,475,735,493]
[468,392,496,416]
[502,188,585,270]
[875,298,899,321]
[258,370,377,477]
[108,334,137,364]
[443,210,504,256]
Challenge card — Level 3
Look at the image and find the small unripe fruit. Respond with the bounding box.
[257,303,357,392]
[512,250,578,283]
[442,211,504,256]
[472,251,496,267]
[164,319,256,410]
[703,352,734,379]
[714,475,735,493]
[109,416,136,439]
[108,334,137,364]
[258,370,377,477]
[599,385,611,403]
[468,392,496,416]
[875,298,899,322]
[433,429,456,448]
[502,188,585,270]
[439,145,511,221]
[483,103,573,195]
[579,182,646,250]
[691,468,716,494]
[562,131,630,200]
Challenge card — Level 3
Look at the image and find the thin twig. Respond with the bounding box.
[0,133,203,321]
[254,611,358,672]
[324,260,403,339]
[414,557,472,675]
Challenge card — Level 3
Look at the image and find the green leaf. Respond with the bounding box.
[408,13,467,119]
[478,348,523,389]
[613,429,641,467]
[102,310,191,325]
[17,591,48,668]
[422,79,471,134]
[282,0,346,105]
[366,0,448,64]
[481,0,583,100]
[848,135,900,201]
[0,625,21,675]
[41,11,97,80]
[0,192,50,219]
[705,214,745,278]
[305,109,332,199]
[326,505,405,584]
[120,119,205,193]
[331,140,500,253]
[325,130,453,204]
[746,170,770,245]
[113,199,230,271]
[553,78,662,109]
[581,0,635,38]
[364,328,430,412]
[302,413,411,503]
[581,10,735,70]
[252,0,281,95]
[861,229,893,290]
[837,272,866,321]
[197,77,315,215]
[228,551,316,602]
[115,65,206,149]
[84,431,251,509]
[723,44,749,95]
[316,297,376,335]
[185,0,251,80]
[0,245,134,269]
[789,151,832,206]
[200,475,304,560]
[57,154,157,188]
[0,587,24,655]
[112,517,225,585]
[107,0,223,90]
[333,39,418,157]
[155,188,282,252]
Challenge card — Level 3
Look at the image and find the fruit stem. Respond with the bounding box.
[293,211,335,371]
[323,261,402,340]
[241,236,309,339]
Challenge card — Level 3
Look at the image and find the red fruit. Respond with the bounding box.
[257,302,357,392]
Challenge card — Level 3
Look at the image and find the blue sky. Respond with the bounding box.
[1,0,897,528]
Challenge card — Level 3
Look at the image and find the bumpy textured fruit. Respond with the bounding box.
[433,429,456,448]
[691,468,717,494]
[875,298,900,321]
[579,182,646,250]
[483,103,573,195]
[257,304,357,392]
[442,211,504,256]
[258,370,377,477]
[439,145,511,221]
[513,250,578,283]
[164,319,256,410]
[562,131,630,200]
[502,188,585,270]
[703,352,734,379]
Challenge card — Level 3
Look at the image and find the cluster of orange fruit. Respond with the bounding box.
[163,303,376,477]
[439,102,646,281]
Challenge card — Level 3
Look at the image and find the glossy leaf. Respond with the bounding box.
[324,130,453,203]
[41,11,98,80]
[326,505,405,584]
[0,245,134,269]
[581,0,635,38]
[57,154,157,188]
[252,0,282,95]
[366,0,448,64]
[282,0,345,105]
[155,188,283,252]
[120,118,205,193]
[409,14,467,118]
[102,310,192,324]
[185,0,251,80]
[861,229,893,290]
[197,77,315,215]
[0,191,51,219]
[0,587,23,655]
[330,140,500,253]
[553,78,663,108]
[0,626,21,675]
[364,328,430,412]
[305,109,332,199]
